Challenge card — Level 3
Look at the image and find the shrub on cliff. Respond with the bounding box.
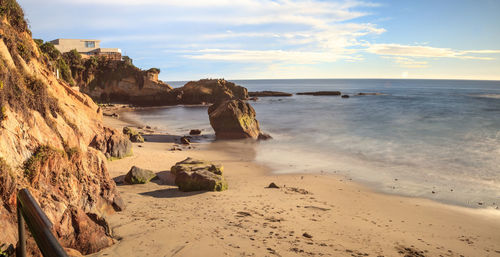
[0,0,29,33]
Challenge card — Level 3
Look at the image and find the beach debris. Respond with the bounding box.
[341,94,350,98]
[302,232,313,238]
[431,191,436,194]
[123,126,145,143]
[267,182,280,188]
[304,206,330,211]
[236,211,252,218]
[189,129,202,135]
[180,136,191,145]
[170,157,227,191]
[395,245,426,257]
[124,166,157,184]
[208,99,264,139]
[286,187,310,195]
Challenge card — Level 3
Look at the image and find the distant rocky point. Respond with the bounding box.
[296,91,341,96]
[249,91,293,97]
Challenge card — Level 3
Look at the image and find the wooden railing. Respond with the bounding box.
[17,189,68,257]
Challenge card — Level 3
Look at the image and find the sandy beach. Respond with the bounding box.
[90,112,500,257]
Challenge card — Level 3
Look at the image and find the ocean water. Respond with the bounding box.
[125,79,500,209]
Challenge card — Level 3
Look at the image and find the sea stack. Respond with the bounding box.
[208,100,262,139]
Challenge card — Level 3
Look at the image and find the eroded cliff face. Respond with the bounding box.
[78,59,174,106]
[0,1,123,254]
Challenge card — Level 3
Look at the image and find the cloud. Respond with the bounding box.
[183,49,358,64]
[384,56,428,68]
[367,43,500,60]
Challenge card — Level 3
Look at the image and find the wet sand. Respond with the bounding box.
[90,114,500,257]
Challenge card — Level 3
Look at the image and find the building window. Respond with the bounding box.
[85,41,95,48]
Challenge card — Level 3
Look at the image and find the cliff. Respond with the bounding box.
[0,1,125,255]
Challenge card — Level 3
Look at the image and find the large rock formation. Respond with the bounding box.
[78,61,174,106]
[171,79,248,105]
[170,158,227,192]
[207,100,262,139]
[0,2,124,254]
[90,127,132,159]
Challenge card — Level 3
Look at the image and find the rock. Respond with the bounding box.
[90,127,132,159]
[189,129,202,135]
[208,100,261,139]
[103,112,119,118]
[173,79,248,105]
[249,91,293,97]
[341,94,350,98]
[296,91,341,96]
[302,232,313,238]
[180,136,191,145]
[249,97,259,101]
[122,127,145,143]
[170,157,227,191]
[267,182,280,188]
[357,92,385,96]
[258,133,272,140]
[124,166,156,184]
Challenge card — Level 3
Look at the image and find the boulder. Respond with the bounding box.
[189,129,202,135]
[124,166,156,184]
[249,91,293,97]
[170,158,227,191]
[173,79,248,104]
[208,100,261,139]
[90,127,132,159]
[296,91,341,96]
[122,126,145,143]
[341,95,350,98]
[258,133,273,140]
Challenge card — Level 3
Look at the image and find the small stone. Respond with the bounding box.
[302,232,313,238]
[341,94,350,98]
[267,182,280,189]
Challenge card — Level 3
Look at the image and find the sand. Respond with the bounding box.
[89,114,500,257]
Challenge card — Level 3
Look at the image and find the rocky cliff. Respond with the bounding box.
[0,1,125,255]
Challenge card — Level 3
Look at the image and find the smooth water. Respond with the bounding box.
[126,79,500,209]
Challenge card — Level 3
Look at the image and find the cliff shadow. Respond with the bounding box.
[139,188,205,198]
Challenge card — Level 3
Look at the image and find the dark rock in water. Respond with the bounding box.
[302,232,313,238]
[170,157,227,191]
[297,91,341,96]
[258,133,273,140]
[189,129,202,135]
[124,166,156,184]
[357,92,385,96]
[249,97,259,101]
[341,95,350,98]
[180,136,191,144]
[90,127,132,159]
[122,126,145,143]
[103,112,119,118]
[267,182,280,188]
[249,91,293,97]
[208,100,261,139]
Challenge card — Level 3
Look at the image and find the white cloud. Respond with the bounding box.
[367,43,500,60]
[183,49,356,64]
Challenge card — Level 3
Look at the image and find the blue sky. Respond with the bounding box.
[18,0,500,81]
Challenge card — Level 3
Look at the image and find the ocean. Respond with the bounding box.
[124,79,500,209]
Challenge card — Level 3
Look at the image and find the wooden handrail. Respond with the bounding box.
[17,189,68,257]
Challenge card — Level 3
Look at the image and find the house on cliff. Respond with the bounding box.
[49,38,122,60]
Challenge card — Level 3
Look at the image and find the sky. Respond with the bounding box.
[18,0,500,81]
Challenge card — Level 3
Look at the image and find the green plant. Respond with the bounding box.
[23,145,52,181]
[0,0,29,33]
[39,42,61,61]
[33,38,43,46]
